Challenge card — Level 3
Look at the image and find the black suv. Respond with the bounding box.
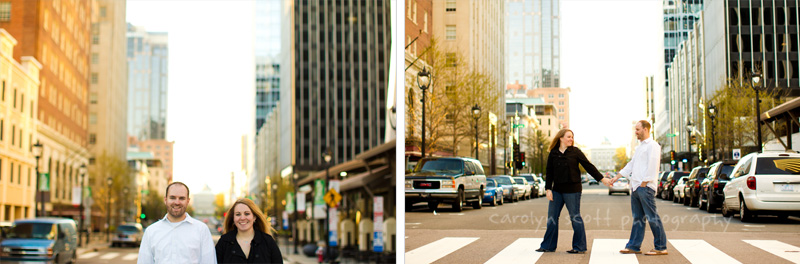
[405,157,487,212]
[657,171,670,199]
[663,171,690,201]
[683,166,710,207]
[699,160,738,212]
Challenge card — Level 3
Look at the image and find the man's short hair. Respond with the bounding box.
[165,182,190,197]
[638,120,652,130]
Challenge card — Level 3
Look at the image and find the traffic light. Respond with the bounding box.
[670,150,676,161]
[140,213,146,219]
[520,152,526,167]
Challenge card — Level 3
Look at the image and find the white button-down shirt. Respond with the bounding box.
[618,137,661,193]
[137,214,217,264]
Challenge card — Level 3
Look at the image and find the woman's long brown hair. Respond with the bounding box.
[223,198,272,235]
[548,129,574,151]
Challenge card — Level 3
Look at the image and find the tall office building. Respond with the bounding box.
[255,0,282,132]
[1,0,92,218]
[127,24,168,141]
[505,0,560,88]
[656,0,703,142]
[89,0,128,164]
[291,0,391,171]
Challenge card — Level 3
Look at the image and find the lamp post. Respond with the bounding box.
[686,121,694,170]
[708,103,717,162]
[323,149,332,263]
[472,104,482,160]
[272,183,279,246]
[32,141,43,217]
[123,187,129,222]
[106,177,112,242]
[292,173,299,254]
[501,122,508,175]
[417,67,431,158]
[78,164,87,246]
[751,71,763,152]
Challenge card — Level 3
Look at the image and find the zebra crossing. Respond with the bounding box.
[406,236,800,264]
[79,251,138,261]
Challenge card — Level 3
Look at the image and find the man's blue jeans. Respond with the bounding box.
[539,191,586,251]
[625,187,667,251]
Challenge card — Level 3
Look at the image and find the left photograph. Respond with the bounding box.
[0,1,398,264]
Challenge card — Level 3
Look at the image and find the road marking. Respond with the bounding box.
[405,237,478,264]
[79,252,100,259]
[122,253,139,261]
[484,238,543,264]
[448,213,465,216]
[100,252,120,260]
[669,239,741,264]
[588,239,638,264]
[744,225,765,228]
[744,240,800,264]
[405,223,421,225]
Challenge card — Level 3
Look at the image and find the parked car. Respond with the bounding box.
[588,178,599,185]
[684,167,710,207]
[112,223,143,247]
[0,221,11,243]
[512,177,531,200]
[608,177,630,195]
[535,177,546,197]
[491,175,521,203]
[657,171,671,199]
[405,157,487,212]
[518,174,540,198]
[664,171,690,201]
[672,176,689,203]
[0,218,78,264]
[722,152,800,221]
[483,178,504,206]
[699,160,738,212]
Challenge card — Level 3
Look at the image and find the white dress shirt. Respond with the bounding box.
[618,137,661,193]
[137,214,217,264]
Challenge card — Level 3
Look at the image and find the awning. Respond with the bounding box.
[341,165,392,192]
[761,96,800,122]
[297,159,370,186]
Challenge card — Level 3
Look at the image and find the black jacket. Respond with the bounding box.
[215,229,283,264]
[545,146,604,193]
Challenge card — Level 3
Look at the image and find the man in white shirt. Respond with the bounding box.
[610,120,668,256]
[137,182,217,264]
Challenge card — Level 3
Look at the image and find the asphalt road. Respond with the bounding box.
[405,184,800,264]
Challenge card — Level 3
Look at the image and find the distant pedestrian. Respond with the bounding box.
[536,129,611,254]
[137,182,217,264]
[610,120,668,256]
[215,198,283,264]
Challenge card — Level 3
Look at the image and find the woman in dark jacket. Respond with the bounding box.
[536,129,609,254]
[216,198,283,263]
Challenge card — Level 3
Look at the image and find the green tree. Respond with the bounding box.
[141,189,166,225]
[523,129,550,176]
[89,153,130,229]
[614,146,630,171]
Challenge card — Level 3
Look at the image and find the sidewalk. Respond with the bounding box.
[279,237,319,264]
[76,232,111,255]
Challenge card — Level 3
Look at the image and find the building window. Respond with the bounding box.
[0,2,10,22]
[100,6,107,17]
[91,53,98,64]
[11,124,14,145]
[92,35,99,44]
[559,101,564,105]
[12,88,16,108]
[559,93,564,98]
[90,93,97,104]
[89,133,96,144]
[446,53,457,67]
[9,162,12,183]
[446,25,456,40]
[548,94,554,98]
[89,113,97,124]
[446,0,456,12]
[0,119,3,140]
[1,80,4,101]
[424,11,428,33]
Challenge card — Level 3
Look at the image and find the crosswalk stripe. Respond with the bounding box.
[100,252,120,260]
[484,238,543,264]
[669,239,740,264]
[405,237,479,264]
[79,252,100,259]
[123,253,139,261]
[588,239,638,264]
[743,240,800,264]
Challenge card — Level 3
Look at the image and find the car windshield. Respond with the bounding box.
[674,172,690,179]
[118,225,140,233]
[756,157,800,175]
[7,223,56,240]
[514,178,524,184]
[718,165,735,180]
[493,177,512,185]
[486,180,495,187]
[415,159,463,175]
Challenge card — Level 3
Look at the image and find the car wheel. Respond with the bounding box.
[706,198,716,213]
[698,195,707,210]
[452,189,464,212]
[427,201,439,211]
[740,199,754,222]
[70,251,77,264]
[673,193,678,203]
[498,194,504,205]
[683,195,690,205]
[626,191,630,195]
[473,188,484,209]
[489,193,497,206]
[721,200,734,217]
[608,191,612,195]
[777,214,789,221]
[405,200,414,211]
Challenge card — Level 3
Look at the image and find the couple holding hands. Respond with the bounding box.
[535,120,668,256]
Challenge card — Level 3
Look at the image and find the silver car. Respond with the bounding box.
[512,177,531,200]
[608,178,630,195]
[111,223,143,247]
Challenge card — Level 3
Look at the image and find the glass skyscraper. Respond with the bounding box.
[505,0,560,88]
[255,0,282,133]
[127,24,169,140]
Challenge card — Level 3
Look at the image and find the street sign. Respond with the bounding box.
[373,196,384,253]
[514,124,525,128]
[39,173,50,191]
[324,188,342,208]
[733,149,741,160]
[666,133,676,138]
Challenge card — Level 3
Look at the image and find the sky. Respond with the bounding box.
[126,0,256,195]
[561,0,662,149]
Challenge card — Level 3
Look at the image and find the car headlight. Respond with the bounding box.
[1,247,10,253]
[405,180,412,188]
[441,178,456,189]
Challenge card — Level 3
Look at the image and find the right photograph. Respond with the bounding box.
[403,0,800,263]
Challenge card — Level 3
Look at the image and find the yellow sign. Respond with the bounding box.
[324,188,342,207]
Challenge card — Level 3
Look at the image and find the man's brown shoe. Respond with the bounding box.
[619,248,642,254]
[644,249,668,256]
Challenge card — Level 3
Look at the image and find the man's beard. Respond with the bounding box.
[169,205,185,218]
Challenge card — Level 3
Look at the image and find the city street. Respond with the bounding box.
[405,184,800,263]
[78,247,139,264]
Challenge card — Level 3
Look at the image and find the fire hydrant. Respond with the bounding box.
[316,246,324,263]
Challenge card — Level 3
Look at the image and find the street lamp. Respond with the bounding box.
[123,187,129,222]
[750,71,763,152]
[686,120,694,169]
[472,104,482,160]
[78,164,87,246]
[106,176,112,242]
[708,102,717,162]
[292,173,299,254]
[501,121,508,175]
[323,148,332,263]
[417,67,431,158]
[272,183,279,246]
[31,141,43,217]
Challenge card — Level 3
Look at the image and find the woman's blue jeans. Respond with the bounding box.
[539,190,586,251]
